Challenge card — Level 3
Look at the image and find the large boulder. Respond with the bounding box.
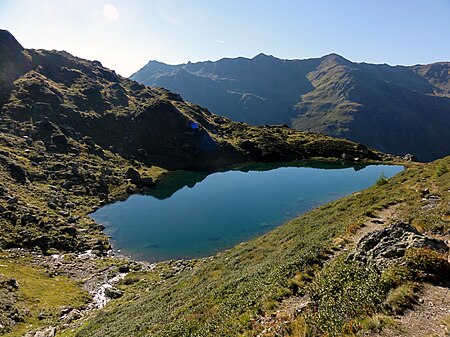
[7,162,28,183]
[349,222,448,271]
[125,168,154,188]
[125,167,140,180]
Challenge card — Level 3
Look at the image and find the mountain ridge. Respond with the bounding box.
[1,30,449,337]
[0,29,387,255]
[131,53,450,161]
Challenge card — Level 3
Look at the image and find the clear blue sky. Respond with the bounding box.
[1,0,449,76]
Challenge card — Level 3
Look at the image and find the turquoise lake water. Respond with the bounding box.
[91,162,403,262]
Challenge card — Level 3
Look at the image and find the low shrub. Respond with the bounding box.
[383,283,417,314]
[435,163,449,177]
[404,247,450,281]
[382,265,414,287]
[288,315,310,337]
[305,256,390,335]
[375,172,389,186]
[359,314,395,332]
[287,272,313,295]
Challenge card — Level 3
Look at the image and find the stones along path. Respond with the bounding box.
[366,282,450,337]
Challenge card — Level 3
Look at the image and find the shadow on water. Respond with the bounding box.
[146,160,369,200]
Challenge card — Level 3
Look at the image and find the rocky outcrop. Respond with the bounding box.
[403,154,418,162]
[0,275,22,334]
[125,168,154,188]
[24,327,56,337]
[349,222,449,271]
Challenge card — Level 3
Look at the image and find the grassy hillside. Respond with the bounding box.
[0,30,400,336]
[132,54,450,161]
[74,156,450,337]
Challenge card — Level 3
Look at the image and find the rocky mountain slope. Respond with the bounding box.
[0,30,393,336]
[0,28,391,255]
[0,29,448,337]
[131,54,450,161]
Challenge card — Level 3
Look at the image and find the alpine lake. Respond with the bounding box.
[91,161,403,262]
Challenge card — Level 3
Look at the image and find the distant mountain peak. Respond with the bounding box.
[131,52,450,161]
[252,53,275,60]
[320,53,351,65]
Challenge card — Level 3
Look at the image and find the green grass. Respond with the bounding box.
[72,156,450,337]
[383,283,418,314]
[435,163,449,177]
[359,314,396,332]
[375,172,389,186]
[0,253,90,337]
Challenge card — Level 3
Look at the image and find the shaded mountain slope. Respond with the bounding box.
[131,54,450,161]
[0,30,384,172]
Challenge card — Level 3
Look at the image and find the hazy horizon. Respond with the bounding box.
[1,0,449,76]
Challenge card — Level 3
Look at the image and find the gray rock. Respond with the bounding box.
[60,309,82,323]
[349,222,449,271]
[355,143,368,151]
[24,327,56,337]
[98,193,108,200]
[0,277,19,290]
[82,136,95,147]
[403,153,418,162]
[125,167,140,180]
[60,307,73,316]
[7,197,18,205]
[137,177,154,187]
[125,168,153,187]
[68,216,78,223]
[51,134,68,151]
[104,286,123,299]
[7,162,28,183]
[21,214,38,224]
[341,153,354,161]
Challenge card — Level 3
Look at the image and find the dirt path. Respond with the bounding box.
[255,204,404,336]
[366,282,450,337]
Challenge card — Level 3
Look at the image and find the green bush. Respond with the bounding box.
[287,272,313,295]
[305,256,390,335]
[383,283,417,314]
[404,247,450,281]
[435,163,449,177]
[382,265,414,287]
[375,172,388,186]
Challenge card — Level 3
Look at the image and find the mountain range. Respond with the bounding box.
[131,53,450,161]
[0,28,385,254]
[1,29,450,337]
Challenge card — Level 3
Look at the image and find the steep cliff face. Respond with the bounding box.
[132,53,450,161]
